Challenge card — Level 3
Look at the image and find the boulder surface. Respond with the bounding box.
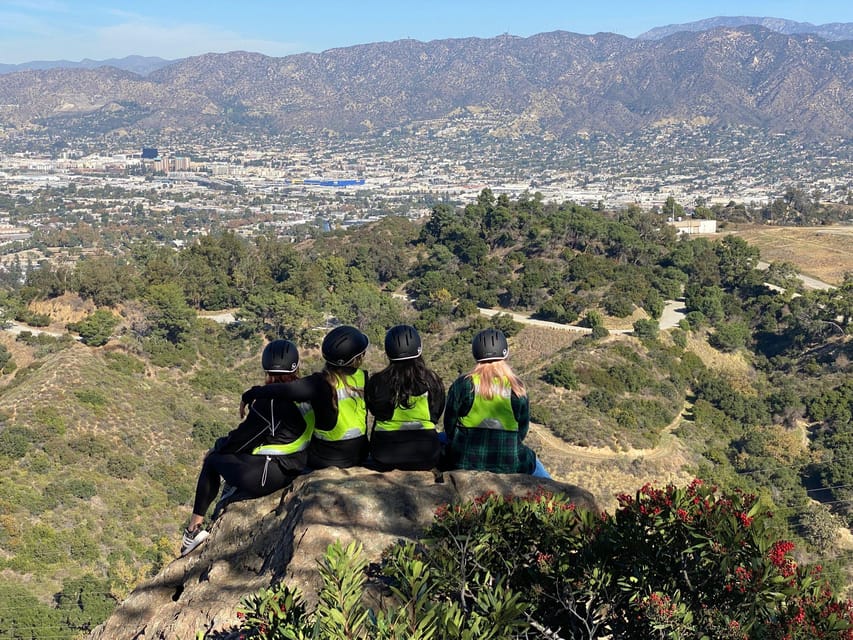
[89,466,597,639]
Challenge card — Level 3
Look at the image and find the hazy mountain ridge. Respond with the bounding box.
[0,26,851,142]
[0,55,173,76]
[638,16,853,41]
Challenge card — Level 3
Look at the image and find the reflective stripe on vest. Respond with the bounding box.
[313,370,367,441]
[252,402,315,455]
[459,375,518,432]
[374,392,436,432]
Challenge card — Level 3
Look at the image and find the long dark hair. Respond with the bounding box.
[380,356,442,409]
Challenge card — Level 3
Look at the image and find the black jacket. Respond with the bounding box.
[364,368,445,471]
[214,395,310,473]
[241,370,369,469]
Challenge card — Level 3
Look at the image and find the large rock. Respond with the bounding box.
[89,467,597,640]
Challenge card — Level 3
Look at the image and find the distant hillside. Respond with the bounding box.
[638,16,853,41]
[0,27,851,142]
[0,55,174,76]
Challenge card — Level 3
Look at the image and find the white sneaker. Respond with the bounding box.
[180,527,210,556]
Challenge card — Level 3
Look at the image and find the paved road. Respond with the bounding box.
[198,310,237,324]
[756,261,835,291]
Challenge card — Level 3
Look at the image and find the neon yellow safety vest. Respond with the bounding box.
[313,370,368,442]
[459,375,519,431]
[252,402,315,455]
[374,392,436,432]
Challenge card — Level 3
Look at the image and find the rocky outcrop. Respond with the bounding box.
[89,467,596,640]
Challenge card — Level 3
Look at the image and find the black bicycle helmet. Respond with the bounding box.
[322,325,369,366]
[261,339,299,373]
[472,328,508,362]
[385,324,423,361]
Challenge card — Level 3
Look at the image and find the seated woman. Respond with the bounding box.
[365,324,445,471]
[443,328,549,477]
[241,325,370,470]
[181,339,311,556]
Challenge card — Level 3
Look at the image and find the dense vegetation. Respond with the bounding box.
[234,484,853,639]
[0,191,850,637]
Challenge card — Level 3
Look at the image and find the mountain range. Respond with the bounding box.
[0,55,173,76]
[638,16,853,41]
[0,20,851,143]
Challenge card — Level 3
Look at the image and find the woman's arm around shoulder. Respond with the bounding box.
[241,373,323,404]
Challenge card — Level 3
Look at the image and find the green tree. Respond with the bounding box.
[716,235,760,289]
[67,309,120,347]
[144,283,195,344]
[73,256,136,307]
[633,318,659,340]
[711,320,751,351]
[662,195,684,219]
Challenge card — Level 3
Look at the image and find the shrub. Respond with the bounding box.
[542,359,579,390]
[585,388,617,412]
[0,343,13,374]
[67,309,120,346]
[591,324,609,339]
[190,419,231,446]
[14,308,51,326]
[232,482,853,640]
[189,367,244,398]
[74,389,108,409]
[603,291,634,317]
[711,320,751,351]
[633,318,659,340]
[104,350,146,375]
[0,426,35,458]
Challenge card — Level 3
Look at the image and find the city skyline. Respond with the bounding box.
[1,0,852,64]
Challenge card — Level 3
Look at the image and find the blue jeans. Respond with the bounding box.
[532,458,551,479]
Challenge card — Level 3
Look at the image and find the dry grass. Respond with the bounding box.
[527,423,697,512]
[685,333,754,392]
[728,224,853,285]
[510,324,584,372]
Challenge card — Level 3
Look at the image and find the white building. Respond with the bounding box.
[668,219,717,235]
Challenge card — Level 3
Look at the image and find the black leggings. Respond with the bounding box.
[192,452,295,517]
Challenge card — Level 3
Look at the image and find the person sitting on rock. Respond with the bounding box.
[443,327,550,477]
[365,324,445,471]
[181,339,312,556]
[241,325,370,470]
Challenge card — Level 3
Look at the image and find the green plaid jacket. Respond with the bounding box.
[443,375,536,474]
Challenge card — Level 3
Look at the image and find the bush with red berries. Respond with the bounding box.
[234,480,853,639]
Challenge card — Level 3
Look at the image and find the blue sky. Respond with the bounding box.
[0,0,851,64]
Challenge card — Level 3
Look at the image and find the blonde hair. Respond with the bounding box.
[467,361,526,400]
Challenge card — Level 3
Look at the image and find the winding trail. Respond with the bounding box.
[479,298,687,334]
[528,398,690,463]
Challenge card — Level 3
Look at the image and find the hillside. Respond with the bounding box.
[0,194,851,636]
[0,338,256,612]
[729,224,853,286]
[0,27,851,141]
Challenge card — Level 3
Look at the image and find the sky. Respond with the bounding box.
[1,0,851,64]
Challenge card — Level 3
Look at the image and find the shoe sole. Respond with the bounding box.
[180,529,210,557]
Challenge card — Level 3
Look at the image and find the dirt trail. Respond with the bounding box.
[479,298,687,333]
[528,399,689,463]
